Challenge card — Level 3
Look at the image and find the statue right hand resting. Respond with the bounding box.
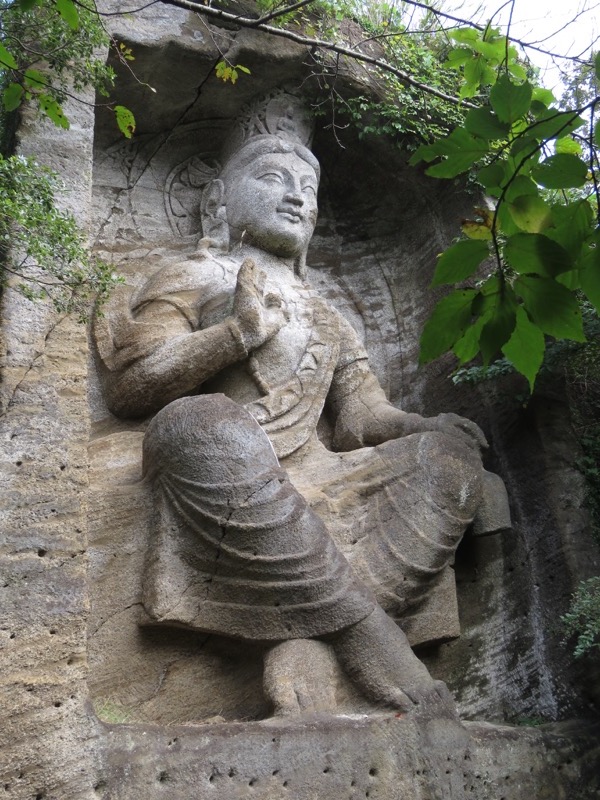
[386,410,488,452]
[232,259,289,352]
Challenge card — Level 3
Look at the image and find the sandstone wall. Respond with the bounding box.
[1,3,599,798]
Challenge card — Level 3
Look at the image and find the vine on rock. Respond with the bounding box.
[0,0,129,317]
[0,155,119,320]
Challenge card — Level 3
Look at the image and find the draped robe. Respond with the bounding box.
[94,247,484,642]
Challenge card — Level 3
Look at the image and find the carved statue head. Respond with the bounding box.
[200,91,320,274]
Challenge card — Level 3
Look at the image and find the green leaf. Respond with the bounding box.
[115,105,135,138]
[0,44,18,70]
[461,220,493,240]
[501,306,545,391]
[467,34,506,61]
[530,100,549,116]
[215,60,230,81]
[453,313,488,362]
[409,143,432,166]
[424,128,488,178]
[531,87,555,107]
[461,55,488,97]
[595,51,600,81]
[555,137,582,156]
[509,137,540,166]
[496,201,522,237]
[465,108,509,140]
[547,200,593,259]
[505,233,572,277]
[56,0,79,29]
[526,109,585,141]
[449,27,480,44]
[431,239,489,286]
[507,195,552,233]
[514,274,585,341]
[24,69,46,88]
[3,83,24,112]
[595,120,600,149]
[445,47,471,70]
[550,200,593,229]
[556,270,580,290]
[420,289,477,363]
[579,245,600,314]
[480,301,517,364]
[490,75,532,124]
[38,94,69,129]
[474,279,519,364]
[505,175,538,202]
[236,65,251,74]
[531,154,588,189]
[477,162,505,193]
[508,62,527,81]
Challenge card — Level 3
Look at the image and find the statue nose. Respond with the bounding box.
[284,191,304,206]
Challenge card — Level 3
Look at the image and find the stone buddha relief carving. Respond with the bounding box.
[92,89,510,719]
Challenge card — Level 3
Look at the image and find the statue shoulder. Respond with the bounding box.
[132,240,237,311]
[93,242,238,374]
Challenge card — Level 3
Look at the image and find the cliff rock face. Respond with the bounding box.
[1,4,599,798]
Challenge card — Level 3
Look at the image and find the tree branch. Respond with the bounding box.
[157,0,478,109]
[252,0,316,26]
[400,0,589,65]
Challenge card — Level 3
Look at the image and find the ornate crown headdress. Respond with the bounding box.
[220,89,314,166]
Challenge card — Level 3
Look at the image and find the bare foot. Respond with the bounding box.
[330,605,458,718]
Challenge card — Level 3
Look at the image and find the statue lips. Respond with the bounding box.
[277,206,304,223]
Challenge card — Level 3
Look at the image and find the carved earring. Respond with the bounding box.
[200,179,229,252]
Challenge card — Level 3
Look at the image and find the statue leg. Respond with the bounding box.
[263,639,338,716]
[330,605,456,716]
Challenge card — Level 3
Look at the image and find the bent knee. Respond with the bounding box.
[379,431,482,518]
[143,394,279,482]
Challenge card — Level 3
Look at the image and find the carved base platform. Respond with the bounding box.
[97,715,600,799]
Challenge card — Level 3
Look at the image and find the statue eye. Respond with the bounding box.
[258,172,284,184]
[302,183,317,196]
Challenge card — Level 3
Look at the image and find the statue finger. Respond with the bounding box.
[460,420,488,449]
[255,268,267,295]
[236,258,256,289]
[264,291,283,308]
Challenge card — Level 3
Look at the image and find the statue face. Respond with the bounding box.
[223,151,318,258]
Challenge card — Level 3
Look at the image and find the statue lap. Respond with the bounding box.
[141,391,481,644]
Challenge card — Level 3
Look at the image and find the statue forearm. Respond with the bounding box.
[102,318,248,418]
[331,372,486,453]
[330,371,420,450]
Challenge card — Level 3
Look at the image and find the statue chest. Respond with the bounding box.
[200,280,338,391]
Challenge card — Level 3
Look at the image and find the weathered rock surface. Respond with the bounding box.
[97,716,600,799]
[1,4,599,799]
[0,95,98,800]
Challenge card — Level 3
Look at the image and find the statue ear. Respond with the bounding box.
[201,179,224,219]
[200,179,229,250]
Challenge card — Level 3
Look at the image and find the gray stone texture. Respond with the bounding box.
[0,93,99,799]
[1,2,599,798]
[90,87,498,720]
[96,715,600,799]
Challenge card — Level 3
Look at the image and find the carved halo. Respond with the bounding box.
[164,155,220,238]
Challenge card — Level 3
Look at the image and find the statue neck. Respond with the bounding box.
[232,244,299,283]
